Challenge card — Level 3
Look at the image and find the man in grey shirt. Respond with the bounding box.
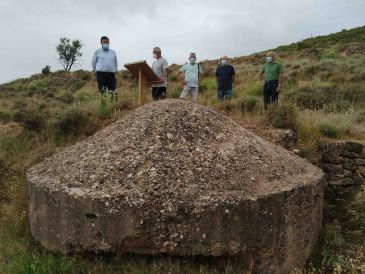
[151,47,168,100]
[92,36,118,101]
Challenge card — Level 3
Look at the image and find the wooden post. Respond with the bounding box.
[124,61,160,106]
[138,70,148,106]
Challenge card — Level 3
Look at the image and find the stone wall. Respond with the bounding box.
[319,141,365,191]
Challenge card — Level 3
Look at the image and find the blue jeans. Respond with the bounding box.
[218,89,232,100]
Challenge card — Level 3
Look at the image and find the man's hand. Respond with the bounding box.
[160,77,166,84]
[182,80,187,86]
[276,85,282,93]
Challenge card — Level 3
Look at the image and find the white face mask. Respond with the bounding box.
[221,59,228,66]
[153,54,158,59]
[189,58,196,65]
[266,56,273,63]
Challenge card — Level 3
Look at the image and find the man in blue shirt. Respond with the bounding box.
[177,52,203,102]
[92,36,118,101]
[215,56,236,100]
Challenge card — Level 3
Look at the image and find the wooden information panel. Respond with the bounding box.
[124,61,161,106]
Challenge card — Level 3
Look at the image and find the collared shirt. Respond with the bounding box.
[92,48,118,73]
[215,65,235,90]
[152,57,168,87]
[180,63,203,88]
[262,62,284,81]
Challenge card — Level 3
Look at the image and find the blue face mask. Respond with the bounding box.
[102,43,110,50]
[189,58,196,65]
[266,56,273,63]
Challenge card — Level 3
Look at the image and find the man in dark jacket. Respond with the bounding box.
[215,56,235,100]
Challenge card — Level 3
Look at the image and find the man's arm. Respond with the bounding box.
[91,51,97,72]
[177,69,186,85]
[198,64,203,79]
[277,64,284,92]
[114,53,118,73]
[259,65,265,81]
[161,59,168,83]
[231,66,236,84]
[277,72,284,93]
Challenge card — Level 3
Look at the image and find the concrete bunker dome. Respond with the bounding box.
[27,99,324,274]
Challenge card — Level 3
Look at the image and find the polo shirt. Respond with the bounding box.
[262,62,284,81]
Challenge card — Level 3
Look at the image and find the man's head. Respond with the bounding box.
[221,55,229,66]
[189,52,197,64]
[153,47,162,59]
[266,51,276,63]
[101,36,110,50]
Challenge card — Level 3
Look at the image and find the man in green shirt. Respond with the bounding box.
[259,51,284,109]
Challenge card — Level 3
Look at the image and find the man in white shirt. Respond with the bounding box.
[151,47,168,100]
[92,36,118,100]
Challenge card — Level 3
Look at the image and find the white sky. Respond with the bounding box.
[0,0,364,84]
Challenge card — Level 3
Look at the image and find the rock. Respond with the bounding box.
[343,169,353,177]
[328,178,356,186]
[322,164,343,176]
[346,142,363,154]
[354,159,365,166]
[321,153,344,165]
[27,99,324,274]
[358,166,365,177]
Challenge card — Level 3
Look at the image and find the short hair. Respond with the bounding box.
[189,52,196,58]
[100,36,109,43]
[153,47,161,53]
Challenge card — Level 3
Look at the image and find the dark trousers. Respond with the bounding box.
[152,87,167,100]
[263,80,279,109]
[96,72,116,92]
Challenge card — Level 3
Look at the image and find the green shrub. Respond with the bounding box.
[339,83,365,105]
[199,77,217,92]
[285,85,352,112]
[303,64,317,78]
[319,123,339,138]
[52,105,96,138]
[266,103,298,130]
[115,99,135,111]
[75,70,92,81]
[0,134,30,157]
[0,154,8,178]
[168,73,177,82]
[27,79,48,92]
[170,87,181,99]
[68,80,87,92]
[75,89,93,102]
[5,253,79,274]
[296,41,313,50]
[237,96,260,113]
[58,90,74,104]
[321,50,338,59]
[0,110,12,122]
[12,109,46,133]
[245,83,262,97]
[97,100,115,120]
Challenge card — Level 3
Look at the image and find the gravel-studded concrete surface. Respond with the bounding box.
[27,99,325,273]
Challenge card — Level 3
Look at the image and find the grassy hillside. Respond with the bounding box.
[0,26,365,273]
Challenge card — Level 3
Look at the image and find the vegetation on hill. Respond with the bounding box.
[0,26,364,273]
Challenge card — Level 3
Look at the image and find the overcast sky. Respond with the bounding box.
[0,0,364,84]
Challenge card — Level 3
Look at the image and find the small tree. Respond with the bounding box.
[56,37,82,72]
[42,65,51,75]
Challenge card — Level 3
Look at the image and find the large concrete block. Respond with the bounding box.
[27,99,324,273]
